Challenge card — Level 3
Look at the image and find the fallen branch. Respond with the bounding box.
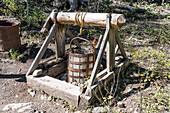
[16,43,34,61]
[38,57,65,69]
[154,23,165,49]
[113,3,168,16]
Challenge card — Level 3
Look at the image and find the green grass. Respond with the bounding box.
[9,48,21,61]
[142,86,170,113]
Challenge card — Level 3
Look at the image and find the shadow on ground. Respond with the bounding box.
[19,45,55,63]
[90,63,159,107]
[0,74,26,82]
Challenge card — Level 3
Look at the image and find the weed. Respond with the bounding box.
[9,48,21,61]
[60,99,69,108]
[142,87,170,113]
[69,105,75,112]
[131,47,169,78]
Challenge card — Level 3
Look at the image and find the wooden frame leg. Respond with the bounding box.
[115,30,127,59]
[85,14,111,96]
[26,24,56,76]
[54,24,66,58]
[107,28,115,73]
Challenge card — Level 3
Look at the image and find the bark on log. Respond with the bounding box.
[38,57,65,69]
[51,12,126,28]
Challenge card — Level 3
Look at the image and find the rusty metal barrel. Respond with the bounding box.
[0,20,21,51]
[68,37,95,84]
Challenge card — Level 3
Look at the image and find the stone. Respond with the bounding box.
[41,94,47,100]
[2,102,31,111]
[32,69,43,77]
[28,89,36,97]
[117,102,126,108]
[74,111,82,113]
[92,107,106,113]
[17,105,32,112]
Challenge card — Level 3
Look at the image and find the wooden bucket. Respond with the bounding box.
[68,37,95,84]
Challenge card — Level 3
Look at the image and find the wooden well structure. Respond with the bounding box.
[26,10,130,108]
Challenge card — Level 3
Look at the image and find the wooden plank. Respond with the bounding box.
[76,59,130,108]
[115,30,127,59]
[27,75,81,106]
[78,94,91,109]
[86,14,111,95]
[87,72,114,97]
[89,58,130,97]
[43,60,67,77]
[79,69,107,94]
[26,24,56,76]
[38,57,64,69]
[95,35,103,49]
[95,68,107,81]
[52,12,126,28]
[107,28,115,73]
[54,24,66,58]
[40,15,53,33]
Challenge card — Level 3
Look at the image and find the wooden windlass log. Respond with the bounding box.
[50,12,126,28]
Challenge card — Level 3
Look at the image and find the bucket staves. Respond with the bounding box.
[68,37,95,84]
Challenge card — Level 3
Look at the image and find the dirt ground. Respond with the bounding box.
[0,38,75,113]
[0,21,169,113]
[1,52,169,113]
[1,41,169,113]
[0,54,67,113]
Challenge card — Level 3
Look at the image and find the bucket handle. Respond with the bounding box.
[70,37,95,53]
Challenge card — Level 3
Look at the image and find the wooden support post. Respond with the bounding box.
[115,30,127,59]
[85,14,111,96]
[95,35,103,49]
[107,28,115,72]
[54,24,66,58]
[26,24,56,76]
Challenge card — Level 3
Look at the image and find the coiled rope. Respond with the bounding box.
[75,12,87,36]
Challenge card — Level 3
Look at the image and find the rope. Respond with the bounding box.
[75,12,80,25]
[75,12,87,36]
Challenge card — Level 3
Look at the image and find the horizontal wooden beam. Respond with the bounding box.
[51,12,126,28]
[27,75,81,106]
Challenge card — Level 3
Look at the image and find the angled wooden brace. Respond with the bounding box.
[85,14,111,96]
[26,24,56,76]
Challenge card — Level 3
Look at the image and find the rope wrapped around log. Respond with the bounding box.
[51,12,126,28]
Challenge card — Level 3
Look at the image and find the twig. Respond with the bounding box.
[154,24,165,49]
[110,71,116,94]
[16,42,34,61]
[93,90,103,104]
[139,78,142,113]
[98,83,104,99]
